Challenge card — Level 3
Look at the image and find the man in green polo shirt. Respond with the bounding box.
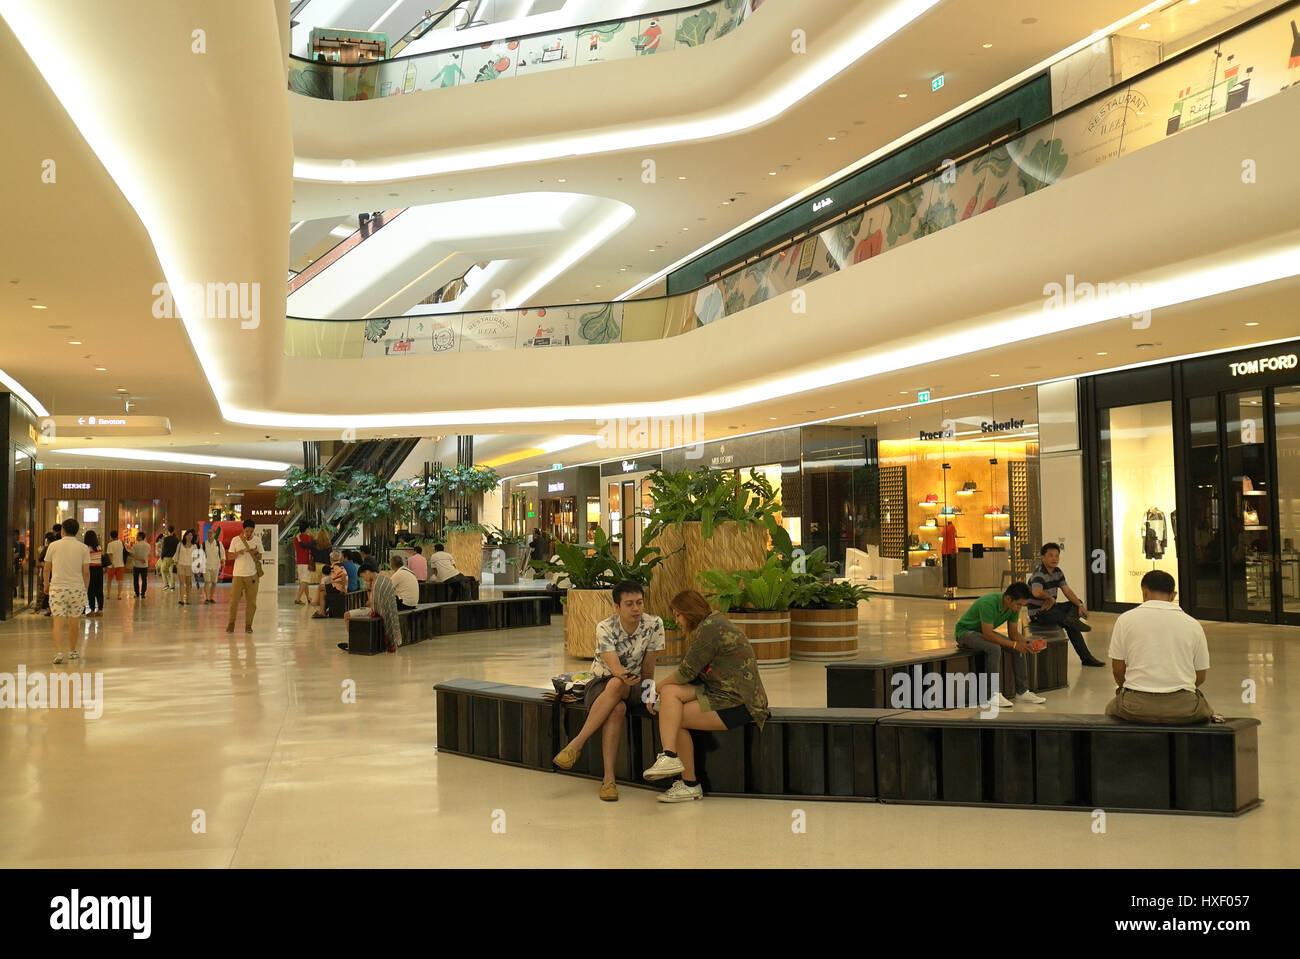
[954,582,1044,709]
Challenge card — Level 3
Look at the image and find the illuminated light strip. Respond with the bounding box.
[0,366,49,417]
[292,0,946,182]
[617,0,1176,300]
[54,448,293,471]
[219,244,1300,429]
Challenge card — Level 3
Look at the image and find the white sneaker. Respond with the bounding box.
[53,653,64,665]
[1015,690,1046,704]
[658,779,704,803]
[69,651,80,661]
[982,692,1014,709]
[643,752,685,781]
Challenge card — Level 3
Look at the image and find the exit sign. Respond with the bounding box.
[918,390,931,403]
[931,75,944,92]
[551,463,562,470]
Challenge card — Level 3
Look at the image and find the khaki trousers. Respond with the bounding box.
[227,575,258,629]
[1105,686,1213,724]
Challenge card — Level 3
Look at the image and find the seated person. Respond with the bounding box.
[641,590,770,804]
[339,559,401,653]
[552,581,663,802]
[390,553,419,610]
[1027,542,1104,666]
[429,543,473,600]
[341,551,360,593]
[1105,570,1213,724]
[311,551,349,619]
[953,582,1044,708]
[406,546,428,582]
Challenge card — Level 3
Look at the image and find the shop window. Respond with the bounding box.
[1098,402,1178,605]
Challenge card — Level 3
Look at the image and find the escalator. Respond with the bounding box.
[279,437,421,545]
[388,0,478,58]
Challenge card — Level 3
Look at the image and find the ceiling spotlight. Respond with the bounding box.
[94,367,107,372]
[1096,352,1108,356]
[1244,321,1260,326]
[982,42,993,48]
[897,92,908,98]
[32,304,47,310]
[826,136,837,141]
[68,339,82,345]
[677,176,687,180]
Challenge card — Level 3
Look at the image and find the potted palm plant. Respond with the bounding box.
[698,554,797,668]
[639,467,780,621]
[529,527,666,658]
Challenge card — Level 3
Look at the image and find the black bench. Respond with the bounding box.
[419,578,479,603]
[324,588,369,619]
[345,596,551,655]
[432,679,1260,816]
[826,637,1067,710]
[502,587,566,615]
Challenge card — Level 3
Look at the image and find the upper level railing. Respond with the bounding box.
[287,0,759,101]
[283,3,1300,359]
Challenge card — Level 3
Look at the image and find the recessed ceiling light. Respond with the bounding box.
[1096,352,1108,356]
[1137,22,1150,30]
[990,373,1000,377]
[115,388,127,392]
[768,171,777,176]
[982,42,993,48]
[32,304,47,310]
[68,339,82,345]
[94,367,107,372]
[677,176,686,181]
[558,178,566,183]
[47,324,70,330]
[897,92,908,98]
[769,417,777,421]
[826,136,837,141]
[1244,321,1259,326]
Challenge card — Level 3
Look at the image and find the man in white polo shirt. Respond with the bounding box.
[1105,569,1213,724]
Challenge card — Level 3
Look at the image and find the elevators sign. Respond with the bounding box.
[461,313,518,351]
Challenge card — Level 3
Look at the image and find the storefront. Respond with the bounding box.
[599,454,661,562]
[834,387,1043,597]
[1,393,39,619]
[1083,339,1300,625]
[533,466,600,545]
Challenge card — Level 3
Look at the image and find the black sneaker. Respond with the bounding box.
[337,643,349,651]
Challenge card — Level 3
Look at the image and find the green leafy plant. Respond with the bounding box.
[275,465,349,511]
[528,526,667,590]
[792,579,871,610]
[444,522,489,536]
[483,525,527,547]
[698,555,798,613]
[640,467,781,544]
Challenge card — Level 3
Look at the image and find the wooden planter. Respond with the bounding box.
[645,524,686,621]
[564,588,610,659]
[659,625,685,666]
[729,609,790,669]
[790,606,860,662]
[447,531,483,582]
[685,521,767,591]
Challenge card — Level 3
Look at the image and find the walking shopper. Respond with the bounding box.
[293,524,314,605]
[203,526,225,604]
[175,530,198,605]
[106,529,126,599]
[130,533,151,598]
[158,525,179,590]
[191,537,206,601]
[43,518,90,664]
[84,530,106,617]
[226,521,262,634]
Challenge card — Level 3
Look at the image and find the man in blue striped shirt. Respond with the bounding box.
[1027,543,1104,666]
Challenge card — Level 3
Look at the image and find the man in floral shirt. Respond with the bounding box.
[552,580,663,801]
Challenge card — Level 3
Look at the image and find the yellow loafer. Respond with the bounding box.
[599,781,618,802]
[552,745,581,770]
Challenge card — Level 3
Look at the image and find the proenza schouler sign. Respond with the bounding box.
[1229,353,1298,377]
[980,418,1025,433]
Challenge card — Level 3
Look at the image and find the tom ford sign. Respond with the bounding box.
[1230,353,1298,376]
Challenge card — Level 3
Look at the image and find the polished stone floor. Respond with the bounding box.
[0,583,1294,868]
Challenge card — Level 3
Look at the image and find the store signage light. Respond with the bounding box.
[1229,353,1297,376]
[547,481,565,493]
[980,418,1025,433]
[62,482,91,490]
[812,196,834,213]
[621,460,638,472]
